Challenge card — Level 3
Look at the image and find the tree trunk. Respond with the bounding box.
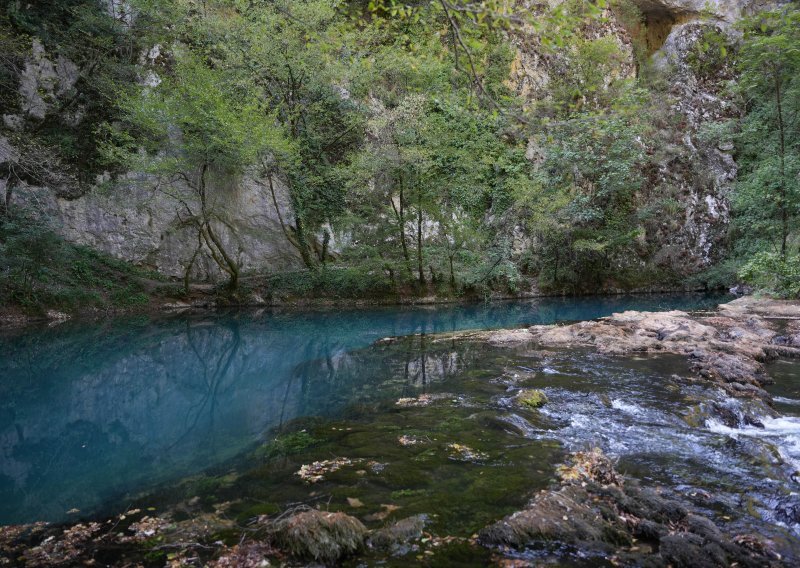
[197,163,240,291]
[1,176,13,217]
[268,172,305,258]
[184,236,202,295]
[417,191,425,285]
[391,175,413,279]
[774,66,788,258]
[293,214,317,269]
[399,182,411,273]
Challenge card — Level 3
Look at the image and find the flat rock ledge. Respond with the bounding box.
[450,297,800,403]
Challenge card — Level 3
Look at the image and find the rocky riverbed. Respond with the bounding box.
[2,296,800,566]
[457,296,800,406]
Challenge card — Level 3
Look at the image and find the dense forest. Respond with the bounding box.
[0,0,798,313]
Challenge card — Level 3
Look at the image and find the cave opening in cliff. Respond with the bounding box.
[634,1,695,53]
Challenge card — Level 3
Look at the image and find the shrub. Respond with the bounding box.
[0,209,153,312]
[737,252,800,298]
[267,266,394,299]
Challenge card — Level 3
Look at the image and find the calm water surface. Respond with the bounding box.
[0,293,732,525]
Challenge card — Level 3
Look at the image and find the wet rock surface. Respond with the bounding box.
[480,450,783,567]
[471,297,800,403]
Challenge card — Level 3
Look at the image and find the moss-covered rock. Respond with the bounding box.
[268,509,367,563]
[517,389,548,409]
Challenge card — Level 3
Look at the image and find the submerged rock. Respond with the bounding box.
[268,509,367,563]
[480,450,781,567]
[209,543,274,568]
[296,457,359,483]
[368,514,427,551]
[395,392,455,407]
[447,443,488,462]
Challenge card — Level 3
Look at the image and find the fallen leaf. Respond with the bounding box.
[364,503,401,521]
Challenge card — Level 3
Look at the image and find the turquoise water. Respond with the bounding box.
[0,293,728,525]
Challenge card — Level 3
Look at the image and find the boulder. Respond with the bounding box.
[268,509,367,563]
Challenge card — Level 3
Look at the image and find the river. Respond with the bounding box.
[3,292,799,564]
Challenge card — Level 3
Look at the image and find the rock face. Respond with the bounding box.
[3,36,303,282]
[0,1,784,285]
[646,19,738,271]
[14,174,302,281]
[636,0,788,273]
[510,0,782,277]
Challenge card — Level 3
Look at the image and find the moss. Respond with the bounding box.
[517,389,548,409]
[269,509,367,563]
[256,430,321,460]
[390,488,428,499]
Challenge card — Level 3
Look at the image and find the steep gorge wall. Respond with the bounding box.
[11,170,303,281]
[509,0,776,278]
[636,0,781,273]
[2,32,303,282]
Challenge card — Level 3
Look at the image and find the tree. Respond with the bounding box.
[104,51,287,291]
[187,0,365,269]
[515,89,651,292]
[733,7,800,259]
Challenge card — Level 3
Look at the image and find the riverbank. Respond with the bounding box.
[0,277,722,329]
[446,296,800,405]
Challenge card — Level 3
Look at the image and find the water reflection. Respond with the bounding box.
[0,294,727,524]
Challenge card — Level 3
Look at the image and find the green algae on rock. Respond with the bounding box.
[266,509,367,563]
[517,388,548,409]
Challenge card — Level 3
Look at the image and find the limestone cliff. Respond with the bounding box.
[508,0,780,278]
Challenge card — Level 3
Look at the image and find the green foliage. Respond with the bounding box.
[2,0,140,178]
[103,40,290,291]
[548,35,634,114]
[4,0,747,305]
[266,263,395,299]
[727,6,800,293]
[516,89,652,292]
[685,27,734,80]
[688,258,743,291]
[106,51,286,179]
[0,209,154,313]
[738,252,800,298]
[267,267,395,299]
